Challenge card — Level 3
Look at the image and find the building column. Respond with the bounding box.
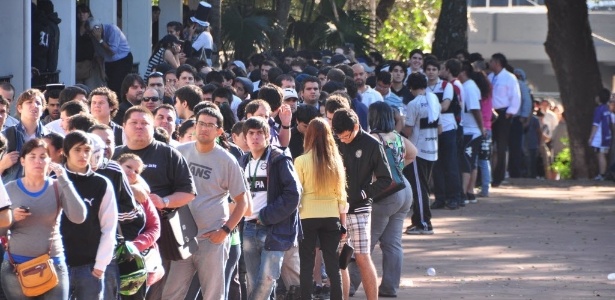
[51,0,76,86]
[0,2,30,93]
[158,0,183,41]
[122,0,151,76]
[89,0,117,26]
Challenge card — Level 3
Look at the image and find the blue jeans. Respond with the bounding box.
[433,129,463,205]
[69,263,104,300]
[104,260,119,300]
[1,259,69,300]
[479,130,492,196]
[242,222,285,300]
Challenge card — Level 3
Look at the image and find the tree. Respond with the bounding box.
[271,0,292,50]
[431,0,467,60]
[374,0,440,60]
[544,0,602,178]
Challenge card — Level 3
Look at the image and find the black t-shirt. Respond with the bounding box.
[288,127,304,160]
[392,85,414,105]
[113,140,196,198]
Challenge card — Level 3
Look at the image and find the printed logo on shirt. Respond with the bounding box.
[83,198,94,206]
[144,164,157,169]
[189,162,213,180]
[250,176,268,192]
[260,163,268,170]
[355,150,362,158]
[465,146,473,157]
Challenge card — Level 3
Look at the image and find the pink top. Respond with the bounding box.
[480,95,493,130]
[132,198,161,252]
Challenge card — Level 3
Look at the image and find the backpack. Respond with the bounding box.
[433,80,463,125]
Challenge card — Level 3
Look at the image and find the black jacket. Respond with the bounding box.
[338,130,392,214]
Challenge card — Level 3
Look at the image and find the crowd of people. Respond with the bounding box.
[0,3,614,300]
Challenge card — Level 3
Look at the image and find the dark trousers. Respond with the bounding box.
[525,149,538,178]
[433,129,462,205]
[299,218,342,300]
[508,116,525,178]
[403,157,434,229]
[105,52,133,97]
[492,109,512,185]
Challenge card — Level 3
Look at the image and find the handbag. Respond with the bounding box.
[158,205,198,261]
[372,133,406,201]
[7,184,61,297]
[339,241,354,270]
[141,246,165,286]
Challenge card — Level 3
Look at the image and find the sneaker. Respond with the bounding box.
[405,226,434,235]
[594,174,605,181]
[446,202,459,209]
[430,201,446,209]
[469,199,478,204]
[321,285,330,297]
[313,285,323,296]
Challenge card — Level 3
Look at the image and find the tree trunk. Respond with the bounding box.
[376,0,396,23]
[431,0,467,60]
[544,0,602,179]
[210,0,222,64]
[271,0,292,50]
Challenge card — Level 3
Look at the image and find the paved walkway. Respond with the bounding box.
[352,179,615,299]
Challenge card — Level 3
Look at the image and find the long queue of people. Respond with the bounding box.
[0,45,544,300]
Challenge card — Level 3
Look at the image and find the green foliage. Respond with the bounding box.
[220,5,278,60]
[551,138,572,179]
[286,0,371,53]
[375,0,441,60]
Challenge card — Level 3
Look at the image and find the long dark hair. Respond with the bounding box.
[470,70,492,100]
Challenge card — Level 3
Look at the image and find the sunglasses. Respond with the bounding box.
[142,97,160,102]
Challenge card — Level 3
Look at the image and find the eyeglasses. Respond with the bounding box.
[197,121,219,129]
[142,97,160,102]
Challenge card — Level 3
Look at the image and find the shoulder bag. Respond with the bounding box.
[372,133,406,202]
[158,205,198,261]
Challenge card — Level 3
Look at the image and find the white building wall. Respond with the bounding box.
[122,0,152,76]
[0,2,31,93]
[52,0,76,87]
[468,7,615,92]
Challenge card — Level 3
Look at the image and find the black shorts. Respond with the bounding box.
[461,135,481,173]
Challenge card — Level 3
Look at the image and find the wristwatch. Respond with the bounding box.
[281,124,290,129]
[221,224,232,234]
[162,197,170,208]
[98,39,104,44]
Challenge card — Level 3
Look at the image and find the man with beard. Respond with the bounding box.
[113,74,145,124]
[352,64,383,108]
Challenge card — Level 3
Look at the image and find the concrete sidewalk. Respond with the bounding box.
[352,179,615,299]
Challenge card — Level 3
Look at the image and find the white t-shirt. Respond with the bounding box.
[192,31,213,52]
[359,86,384,108]
[404,92,440,161]
[244,153,269,221]
[427,79,457,132]
[45,119,66,136]
[462,79,482,139]
[452,79,465,126]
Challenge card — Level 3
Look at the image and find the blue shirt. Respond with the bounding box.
[94,24,131,62]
